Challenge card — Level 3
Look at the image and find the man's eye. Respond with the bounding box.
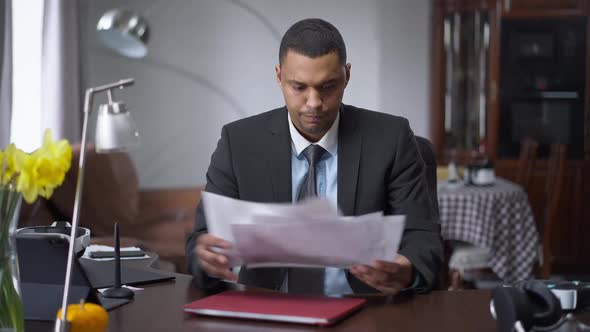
[293,85,305,91]
[321,83,335,90]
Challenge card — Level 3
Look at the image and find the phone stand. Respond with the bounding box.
[101,223,134,300]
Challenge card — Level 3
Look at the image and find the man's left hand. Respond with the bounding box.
[350,254,414,295]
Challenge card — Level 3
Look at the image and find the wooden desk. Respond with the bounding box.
[27,271,497,332]
[26,272,590,331]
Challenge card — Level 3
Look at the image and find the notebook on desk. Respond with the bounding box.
[79,258,175,289]
[183,290,367,326]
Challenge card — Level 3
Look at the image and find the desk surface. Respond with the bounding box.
[28,272,498,332]
[26,272,590,331]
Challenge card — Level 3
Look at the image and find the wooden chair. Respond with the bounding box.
[516,138,539,193]
[414,136,447,289]
[538,144,567,279]
[415,136,439,215]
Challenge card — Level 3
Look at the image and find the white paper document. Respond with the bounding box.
[202,192,405,268]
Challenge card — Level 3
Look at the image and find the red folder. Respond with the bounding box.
[183,290,367,326]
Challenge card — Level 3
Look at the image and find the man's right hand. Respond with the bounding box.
[195,234,237,281]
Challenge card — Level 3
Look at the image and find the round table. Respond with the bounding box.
[438,178,539,282]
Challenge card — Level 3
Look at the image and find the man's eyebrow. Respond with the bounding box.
[287,79,305,86]
[287,79,338,86]
[320,79,337,85]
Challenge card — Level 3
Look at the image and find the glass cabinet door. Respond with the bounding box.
[443,11,490,153]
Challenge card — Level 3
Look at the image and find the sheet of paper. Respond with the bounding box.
[202,192,405,267]
[232,215,405,268]
[202,192,340,265]
[202,191,339,240]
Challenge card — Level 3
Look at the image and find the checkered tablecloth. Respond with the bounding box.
[438,178,539,282]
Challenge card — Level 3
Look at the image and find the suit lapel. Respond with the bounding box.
[266,107,292,203]
[337,105,361,216]
[259,107,292,288]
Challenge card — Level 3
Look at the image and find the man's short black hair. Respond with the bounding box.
[279,18,347,66]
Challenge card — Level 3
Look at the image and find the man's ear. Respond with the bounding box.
[345,63,351,86]
[275,64,282,86]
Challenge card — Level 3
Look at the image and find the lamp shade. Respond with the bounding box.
[97,9,149,58]
[95,101,139,153]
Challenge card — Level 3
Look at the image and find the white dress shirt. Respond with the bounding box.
[286,111,353,295]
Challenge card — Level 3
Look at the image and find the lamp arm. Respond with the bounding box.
[56,88,93,328]
[92,78,134,93]
[56,78,134,331]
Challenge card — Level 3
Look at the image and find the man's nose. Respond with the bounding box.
[306,89,322,109]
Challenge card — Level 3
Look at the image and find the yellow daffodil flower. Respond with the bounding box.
[1,129,72,203]
[1,143,29,186]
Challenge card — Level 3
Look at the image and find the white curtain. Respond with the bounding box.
[42,0,81,142]
[0,0,12,148]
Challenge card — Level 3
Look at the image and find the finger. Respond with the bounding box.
[357,274,394,293]
[354,264,393,285]
[355,262,398,280]
[197,234,234,249]
[371,260,400,274]
[196,245,230,267]
[199,260,237,281]
[358,274,403,295]
[222,269,238,281]
[366,269,392,285]
[350,265,374,281]
[198,259,220,276]
[351,264,371,275]
[350,268,372,284]
[350,266,387,285]
[351,264,407,293]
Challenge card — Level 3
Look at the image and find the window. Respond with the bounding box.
[10,0,44,152]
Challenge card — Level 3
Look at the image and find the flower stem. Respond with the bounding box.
[0,188,24,332]
[0,259,24,332]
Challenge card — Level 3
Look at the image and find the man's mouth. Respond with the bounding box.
[303,114,323,123]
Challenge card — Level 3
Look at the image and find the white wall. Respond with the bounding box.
[377,1,432,140]
[80,0,432,189]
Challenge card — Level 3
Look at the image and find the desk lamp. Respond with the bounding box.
[54,78,138,332]
[97,9,149,58]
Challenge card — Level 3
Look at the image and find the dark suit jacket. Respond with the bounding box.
[186,104,443,293]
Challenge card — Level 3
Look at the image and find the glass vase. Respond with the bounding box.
[0,188,24,332]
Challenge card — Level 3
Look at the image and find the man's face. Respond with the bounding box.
[276,50,351,142]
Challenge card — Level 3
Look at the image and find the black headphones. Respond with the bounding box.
[490,280,563,332]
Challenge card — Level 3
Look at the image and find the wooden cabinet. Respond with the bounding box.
[433,0,495,11]
[495,160,590,273]
[430,0,500,163]
[501,0,589,16]
[431,0,590,274]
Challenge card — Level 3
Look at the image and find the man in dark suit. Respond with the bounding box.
[186,18,442,295]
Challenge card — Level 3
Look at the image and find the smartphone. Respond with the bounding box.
[89,249,145,259]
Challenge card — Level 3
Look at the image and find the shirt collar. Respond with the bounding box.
[288,109,339,157]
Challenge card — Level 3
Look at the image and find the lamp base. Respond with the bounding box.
[102,286,135,299]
